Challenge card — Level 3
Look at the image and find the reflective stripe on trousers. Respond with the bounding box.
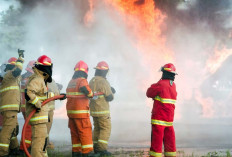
[0,143,9,148]
[0,104,19,110]
[30,116,48,122]
[25,140,31,144]
[151,119,173,126]
[164,152,176,156]
[91,111,110,115]
[67,110,89,114]
[150,151,162,157]
[73,144,93,149]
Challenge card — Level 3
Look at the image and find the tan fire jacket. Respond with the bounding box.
[26,68,48,125]
[0,57,24,112]
[89,76,113,117]
[47,79,60,111]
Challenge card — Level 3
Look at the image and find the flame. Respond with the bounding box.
[206,45,232,74]
[84,0,94,27]
[104,0,174,63]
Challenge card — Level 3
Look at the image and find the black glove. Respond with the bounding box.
[111,87,116,94]
[60,93,66,100]
[36,107,41,112]
[18,49,25,58]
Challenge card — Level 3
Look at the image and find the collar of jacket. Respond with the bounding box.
[33,67,46,79]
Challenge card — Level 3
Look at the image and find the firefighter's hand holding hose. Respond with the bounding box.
[59,93,66,100]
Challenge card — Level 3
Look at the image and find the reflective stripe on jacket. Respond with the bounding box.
[66,77,93,118]
[0,57,24,112]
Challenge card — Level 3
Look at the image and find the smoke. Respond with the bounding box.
[2,0,232,148]
[11,0,150,145]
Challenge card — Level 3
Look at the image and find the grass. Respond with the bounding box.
[15,148,232,157]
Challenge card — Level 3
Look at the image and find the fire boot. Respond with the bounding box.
[9,147,20,156]
[18,147,31,156]
[82,151,100,157]
[97,150,112,157]
[72,152,82,157]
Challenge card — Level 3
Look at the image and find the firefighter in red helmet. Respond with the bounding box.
[146,63,178,157]
[66,60,99,157]
[19,60,36,154]
[25,55,54,157]
[89,61,115,156]
[0,50,25,156]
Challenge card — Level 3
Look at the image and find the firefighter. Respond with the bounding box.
[0,50,25,156]
[66,60,98,157]
[146,63,178,157]
[19,60,36,153]
[0,63,5,132]
[89,61,115,156]
[25,55,54,157]
[46,79,61,149]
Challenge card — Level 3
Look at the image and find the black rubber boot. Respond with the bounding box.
[97,150,112,157]
[82,151,100,157]
[9,147,20,156]
[72,152,82,157]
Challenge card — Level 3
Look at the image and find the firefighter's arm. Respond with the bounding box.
[11,56,24,78]
[26,78,42,109]
[146,83,161,98]
[102,80,114,102]
[79,79,93,98]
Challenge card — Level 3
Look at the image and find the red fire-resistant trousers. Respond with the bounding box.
[19,112,32,150]
[150,124,176,157]
[69,118,93,154]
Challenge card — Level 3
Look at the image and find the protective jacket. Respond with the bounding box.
[146,79,177,123]
[47,79,60,111]
[89,76,113,117]
[66,78,93,118]
[0,58,24,112]
[26,68,48,125]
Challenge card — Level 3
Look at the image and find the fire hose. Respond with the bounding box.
[22,93,103,157]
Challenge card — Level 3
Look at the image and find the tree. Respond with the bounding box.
[0,5,25,59]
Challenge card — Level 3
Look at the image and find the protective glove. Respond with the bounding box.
[18,49,25,58]
[111,87,116,94]
[36,107,41,112]
[60,93,66,100]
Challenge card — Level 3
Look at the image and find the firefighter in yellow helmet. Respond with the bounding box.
[25,55,53,157]
[0,50,24,156]
[89,61,116,156]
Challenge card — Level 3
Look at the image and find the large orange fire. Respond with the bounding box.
[54,0,232,119]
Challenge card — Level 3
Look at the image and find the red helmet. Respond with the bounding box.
[36,55,52,66]
[74,60,88,74]
[95,61,109,70]
[26,60,36,73]
[161,63,177,74]
[8,57,17,65]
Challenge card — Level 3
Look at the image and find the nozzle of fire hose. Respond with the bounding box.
[59,93,66,100]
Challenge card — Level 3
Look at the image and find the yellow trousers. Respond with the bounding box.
[0,111,19,156]
[93,116,111,151]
